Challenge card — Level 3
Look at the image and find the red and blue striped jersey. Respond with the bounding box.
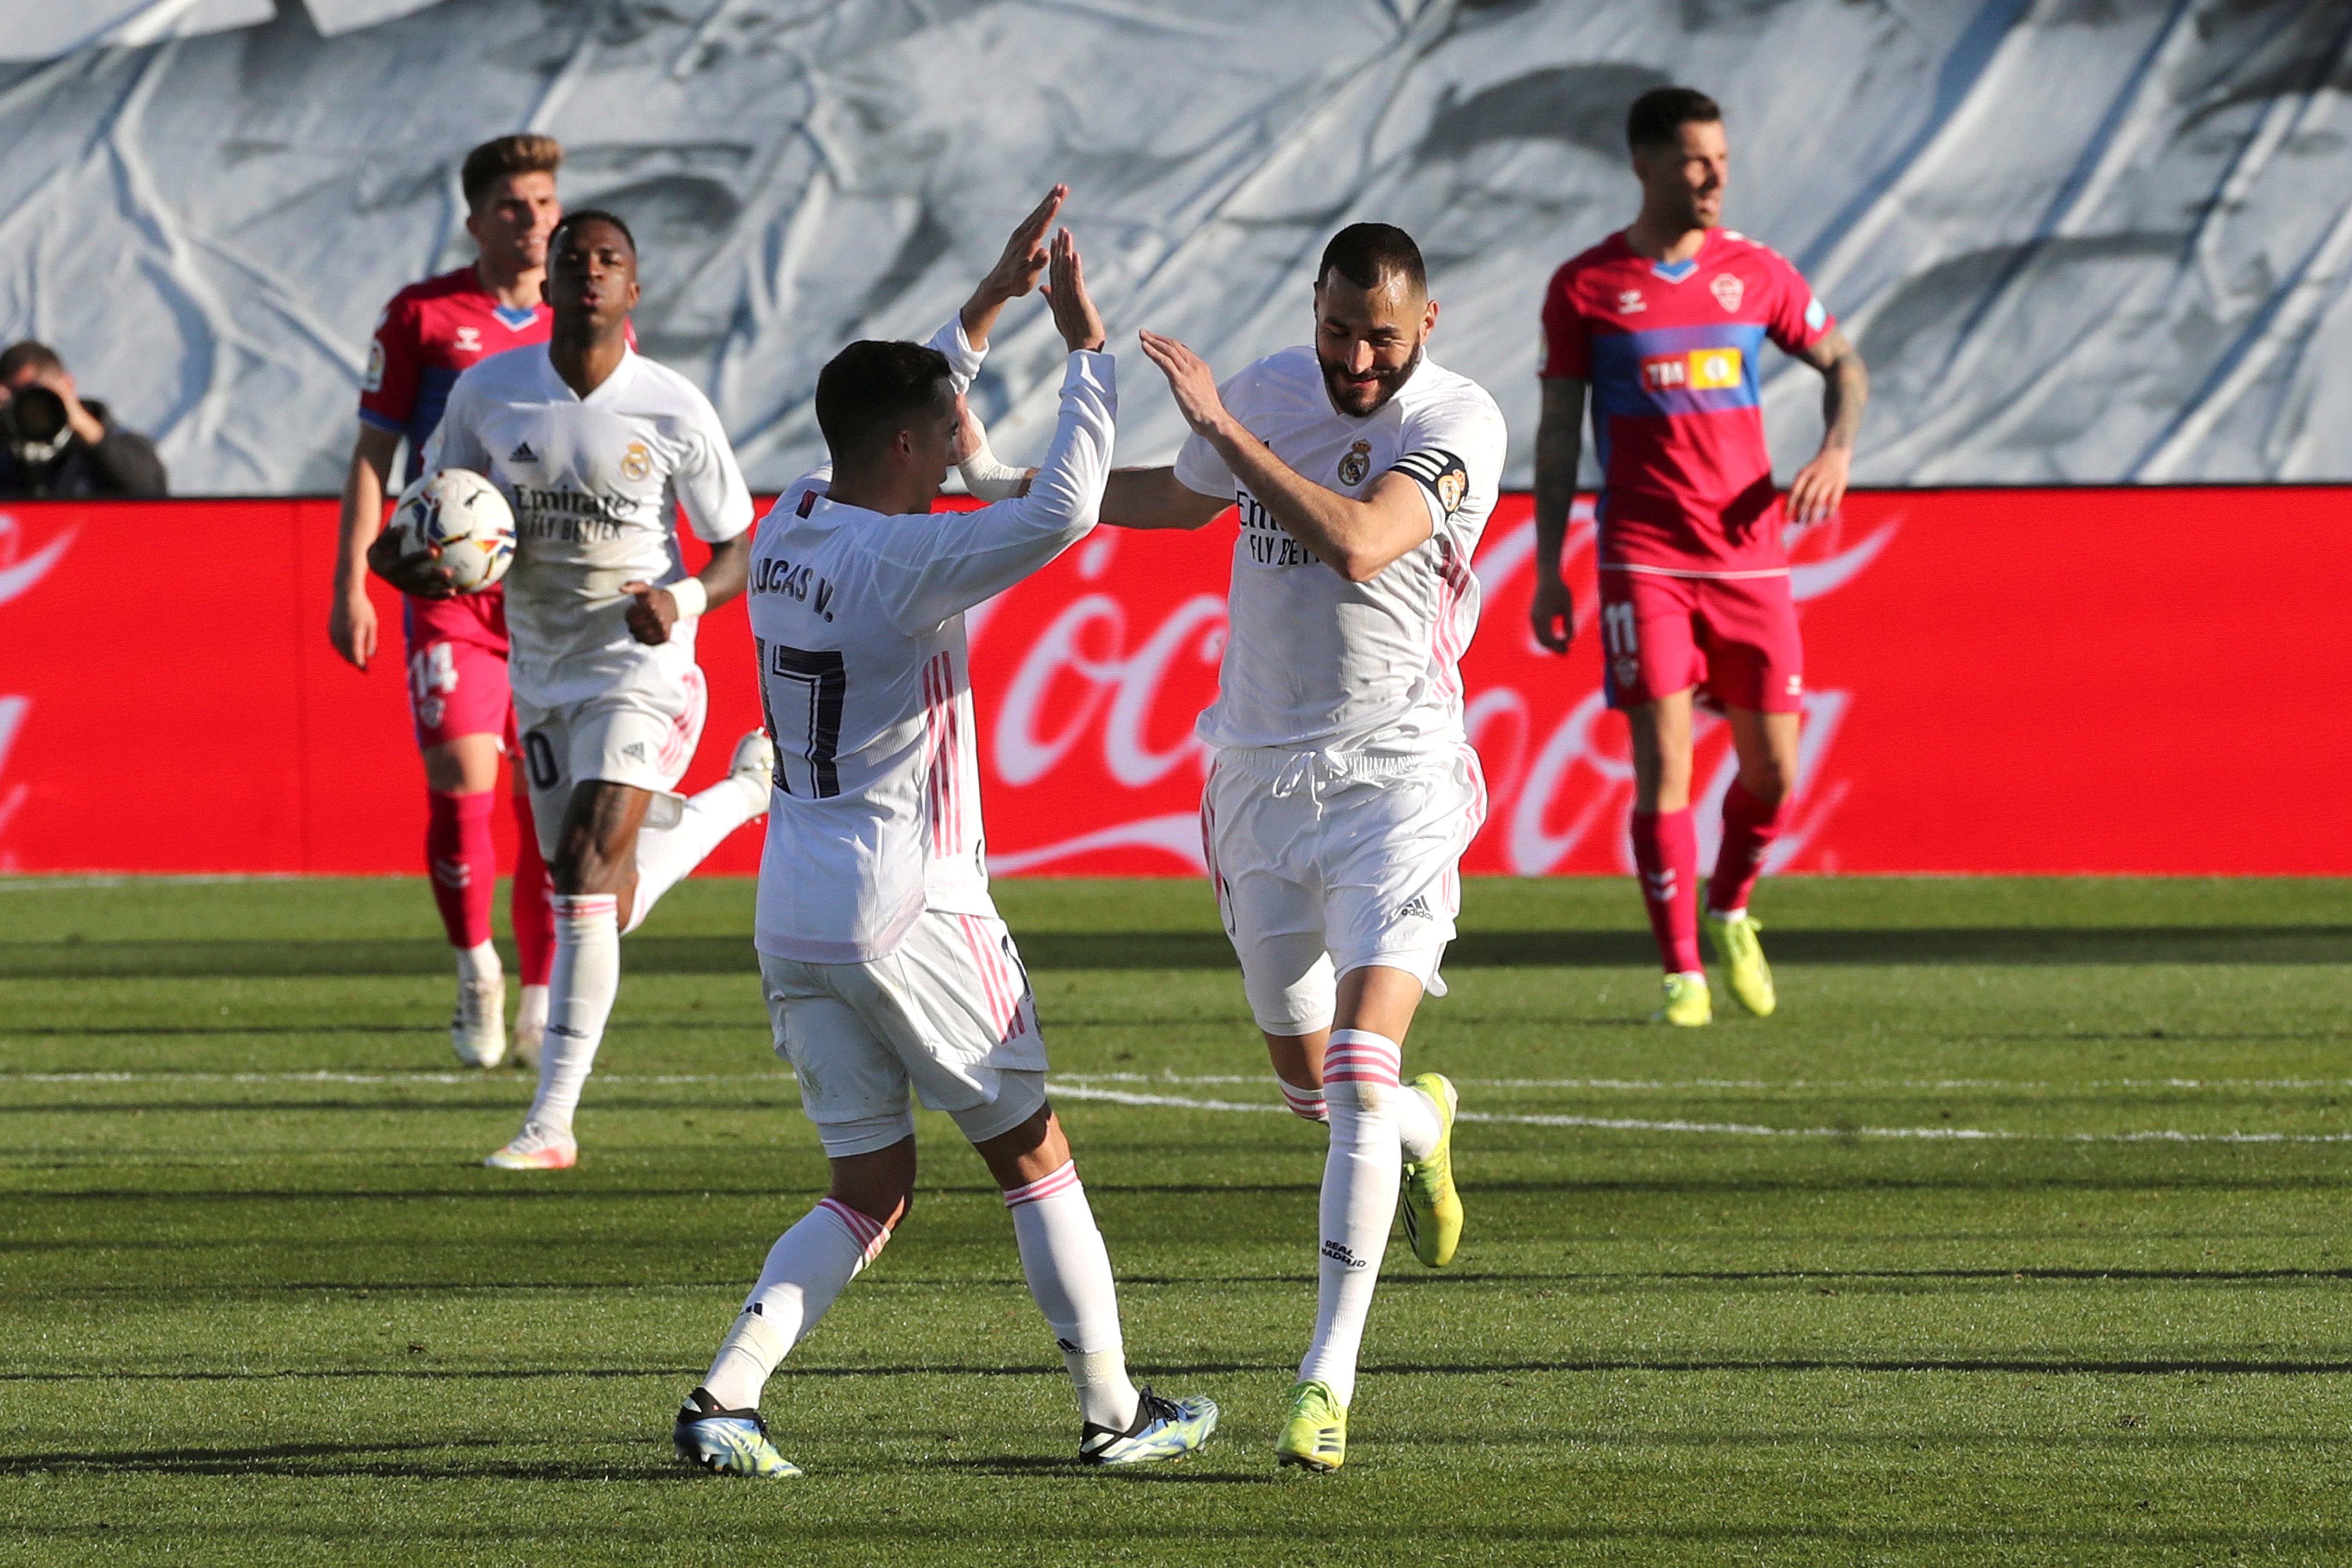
[1541,228,1833,577]
[359,267,553,486]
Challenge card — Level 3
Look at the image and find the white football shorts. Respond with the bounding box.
[1201,743,1488,1037]
[760,908,1050,1158]
[514,664,707,858]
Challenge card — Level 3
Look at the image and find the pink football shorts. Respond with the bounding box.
[1596,567,1804,714]
[402,589,512,749]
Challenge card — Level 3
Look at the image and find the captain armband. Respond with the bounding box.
[1389,448,1472,520]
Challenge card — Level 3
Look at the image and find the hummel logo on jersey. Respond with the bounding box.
[1617,288,1646,314]
[509,442,539,464]
[622,741,648,762]
[1321,1239,1369,1271]
[1396,894,1433,921]
[1644,869,1678,903]
[455,326,482,353]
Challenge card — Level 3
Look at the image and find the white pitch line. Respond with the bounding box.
[9,1072,2352,1145]
[1042,1083,2352,1145]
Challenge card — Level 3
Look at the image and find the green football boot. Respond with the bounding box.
[673,1388,803,1479]
[1399,1072,1462,1268]
[1702,911,1776,1017]
[1274,1379,1348,1473]
[1652,970,1712,1027]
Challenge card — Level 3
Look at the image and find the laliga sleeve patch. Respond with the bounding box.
[1390,448,1471,519]
[363,338,386,393]
[1804,296,1827,333]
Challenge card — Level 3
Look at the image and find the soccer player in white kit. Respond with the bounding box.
[672,206,1218,1477]
[379,210,773,1170]
[1099,223,1507,1471]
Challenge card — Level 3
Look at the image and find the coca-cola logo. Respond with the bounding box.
[963,500,1899,878]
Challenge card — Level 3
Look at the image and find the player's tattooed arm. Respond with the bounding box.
[959,185,1067,350]
[1529,376,1586,655]
[1787,328,1868,525]
[623,532,752,646]
[1136,330,1430,582]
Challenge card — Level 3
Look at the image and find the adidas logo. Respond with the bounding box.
[1396,893,1432,921]
[509,441,539,463]
[622,741,648,761]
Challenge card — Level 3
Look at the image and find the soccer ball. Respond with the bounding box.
[391,468,515,594]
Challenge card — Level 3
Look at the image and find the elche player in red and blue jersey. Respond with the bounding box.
[326,135,565,1069]
[1530,88,1869,1026]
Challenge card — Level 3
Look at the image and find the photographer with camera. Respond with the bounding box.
[0,341,167,498]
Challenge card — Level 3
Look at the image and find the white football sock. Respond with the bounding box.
[1004,1161,1139,1432]
[456,939,501,985]
[622,775,765,936]
[1394,1076,1441,1163]
[1296,1030,1404,1409]
[702,1197,891,1410]
[525,894,619,1135]
[1277,1076,1329,1124]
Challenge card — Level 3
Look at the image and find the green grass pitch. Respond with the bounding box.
[3,873,2350,1565]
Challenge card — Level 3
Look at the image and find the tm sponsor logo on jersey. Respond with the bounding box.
[1237,493,1319,569]
[511,486,628,542]
[1641,347,1745,393]
[753,555,837,621]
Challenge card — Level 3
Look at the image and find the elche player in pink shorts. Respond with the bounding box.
[327,136,564,1068]
[1530,87,1869,1026]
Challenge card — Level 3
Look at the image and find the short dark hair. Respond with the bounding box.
[548,208,637,260]
[815,340,957,466]
[1317,222,1427,297]
[461,133,562,210]
[0,341,62,381]
[1627,86,1721,153]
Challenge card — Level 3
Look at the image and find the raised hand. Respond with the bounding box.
[1136,330,1230,443]
[1040,228,1106,353]
[962,184,1067,347]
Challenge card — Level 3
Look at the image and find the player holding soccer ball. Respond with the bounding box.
[1530,87,1869,1026]
[1097,224,1507,1471]
[375,210,770,1171]
[331,135,564,1069]
[674,196,1216,1477]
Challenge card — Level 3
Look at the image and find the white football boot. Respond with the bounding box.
[728,729,775,815]
[484,1118,577,1170]
[451,977,506,1069]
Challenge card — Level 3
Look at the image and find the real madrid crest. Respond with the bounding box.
[619,440,653,482]
[1710,273,1745,312]
[1337,439,1373,488]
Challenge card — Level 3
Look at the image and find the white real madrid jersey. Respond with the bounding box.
[750,348,1117,965]
[426,346,753,707]
[1173,346,1507,759]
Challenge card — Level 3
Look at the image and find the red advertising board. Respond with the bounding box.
[1,489,2344,876]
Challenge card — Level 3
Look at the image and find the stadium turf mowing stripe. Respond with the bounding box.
[2,875,2349,1566]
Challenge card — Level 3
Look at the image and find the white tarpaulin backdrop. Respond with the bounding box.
[0,0,2345,493]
